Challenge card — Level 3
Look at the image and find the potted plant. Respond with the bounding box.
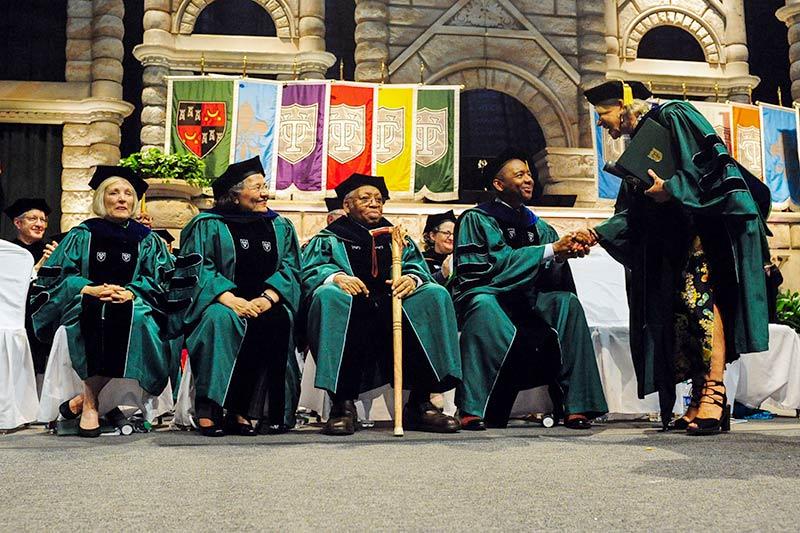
[120,148,210,189]
[119,148,207,228]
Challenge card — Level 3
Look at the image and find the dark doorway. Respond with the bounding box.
[0,1,66,81]
[325,0,356,80]
[0,124,63,240]
[194,0,277,36]
[637,26,706,62]
[459,89,546,201]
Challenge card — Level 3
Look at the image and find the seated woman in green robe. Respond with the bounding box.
[421,210,456,286]
[176,157,302,437]
[30,166,174,437]
[582,80,771,435]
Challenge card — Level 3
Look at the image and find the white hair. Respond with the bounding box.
[595,98,653,124]
[91,177,140,218]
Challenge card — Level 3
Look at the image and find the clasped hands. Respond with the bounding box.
[218,290,277,318]
[552,229,600,261]
[333,273,416,299]
[81,283,135,303]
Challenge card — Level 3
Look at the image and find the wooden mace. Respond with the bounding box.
[370,225,408,436]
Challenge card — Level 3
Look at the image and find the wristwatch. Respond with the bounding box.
[261,291,277,305]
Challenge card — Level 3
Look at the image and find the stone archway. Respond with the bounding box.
[623,7,725,64]
[173,0,295,38]
[427,60,577,148]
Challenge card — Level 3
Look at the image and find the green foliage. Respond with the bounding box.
[776,290,800,333]
[120,148,210,188]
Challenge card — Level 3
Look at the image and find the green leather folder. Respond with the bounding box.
[611,118,676,189]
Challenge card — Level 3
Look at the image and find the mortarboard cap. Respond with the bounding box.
[4,198,51,220]
[154,229,175,244]
[423,210,457,234]
[90,165,148,197]
[583,80,652,106]
[334,173,390,201]
[212,156,264,200]
[324,197,343,212]
[483,147,531,191]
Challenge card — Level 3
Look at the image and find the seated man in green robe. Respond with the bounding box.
[303,173,462,435]
[452,149,609,430]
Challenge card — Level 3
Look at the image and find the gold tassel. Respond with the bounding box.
[622,81,633,106]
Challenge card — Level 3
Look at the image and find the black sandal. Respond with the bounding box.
[59,399,81,420]
[686,380,730,436]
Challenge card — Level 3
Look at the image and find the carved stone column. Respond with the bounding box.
[576,2,607,147]
[533,148,598,208]
[354,0,389,82]
[724,0,751,103]
[140,0,171,150]
[298,0,326,79]
[66,0,93,83]
[778,1,800,102]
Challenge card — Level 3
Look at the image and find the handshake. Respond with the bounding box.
[552,228,599,261]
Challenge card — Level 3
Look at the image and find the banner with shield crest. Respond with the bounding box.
[166,76,460,201]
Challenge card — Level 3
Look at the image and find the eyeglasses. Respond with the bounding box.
[22,215,48,224]
[435,230,454,237]
[355,194,384,205]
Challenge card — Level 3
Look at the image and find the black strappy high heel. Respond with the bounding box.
[686,379,730,436]
[668,380,703,431]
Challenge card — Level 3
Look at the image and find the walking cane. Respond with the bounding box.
[370,225,408,436]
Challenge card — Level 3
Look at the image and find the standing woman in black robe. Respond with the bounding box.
[421,210,457,285]
[176,157,302,436]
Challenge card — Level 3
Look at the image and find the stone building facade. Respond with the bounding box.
[0,0,799,287]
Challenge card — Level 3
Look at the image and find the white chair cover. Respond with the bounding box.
[37,326,174,423]
[735,324,800,410]
[0,240,39,429]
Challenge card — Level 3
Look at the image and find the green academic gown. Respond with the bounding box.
[302,216,462,395]
[452,201,608,419]
[30,219,174,395]
[594,100,771,398]
[175,210,302,426]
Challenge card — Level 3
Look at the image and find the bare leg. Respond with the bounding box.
[688,304,726,429]
[67,394,84,416]
[79,376,111,430]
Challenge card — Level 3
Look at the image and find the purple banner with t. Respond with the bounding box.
[276,82,328,192]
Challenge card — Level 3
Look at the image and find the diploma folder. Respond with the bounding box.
[605,118,676,189]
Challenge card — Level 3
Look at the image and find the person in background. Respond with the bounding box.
[421,210,457,285]
[4,198,57,271]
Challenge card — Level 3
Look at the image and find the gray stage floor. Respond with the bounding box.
[2,418,799,531]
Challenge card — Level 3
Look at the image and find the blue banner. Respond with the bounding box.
[591,108,625,200]
[759,103,800,208]
[233,80,282,189]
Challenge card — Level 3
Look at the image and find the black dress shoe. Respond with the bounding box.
[223,414,257,436]
[196,418,225,437]
[256,420,290,435]
[459,415,486,431]
[404,401,460,433]
[322,400,357,436]
[563,415,592,430]
[59,400,80,420]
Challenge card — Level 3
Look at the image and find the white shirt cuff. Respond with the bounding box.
[324,272,344,285]
[543,243,554,262]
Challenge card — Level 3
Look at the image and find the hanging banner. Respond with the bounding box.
[591,106,627,201]
[731,103,763,179]
[167,77,235,178]
[759,102,800,209]
[276,81,329,194]
[414,87,459,201]
[326,82,375,191]
[231,79,282,190]
[691,101,733,152]
[375,85,416,196]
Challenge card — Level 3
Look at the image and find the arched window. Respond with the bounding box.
[194,0,277,37]
[637,26,705,62]
[459,89,546,197]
